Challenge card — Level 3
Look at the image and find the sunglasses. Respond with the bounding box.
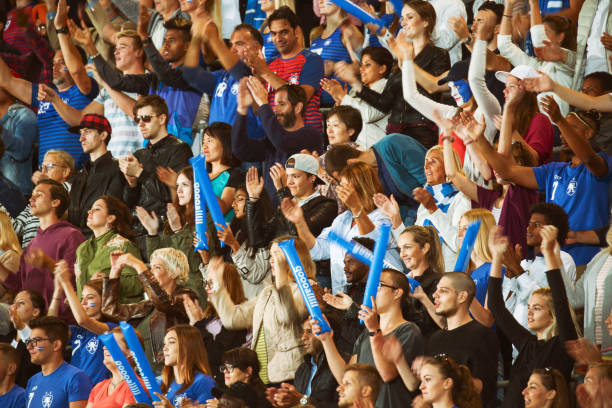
[134,114,159,124]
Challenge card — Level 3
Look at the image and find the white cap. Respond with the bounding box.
[286,154,324,185]
[495,65,541,83]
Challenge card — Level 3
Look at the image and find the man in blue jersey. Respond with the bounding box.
[0,48,99,169]
[24,316,91,408]
[0,344,25,408]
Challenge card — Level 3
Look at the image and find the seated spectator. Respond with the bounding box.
[75,195,143,303]
[281,162,402,294]
[210,382,261,408]
[232,79,324,203]
[313,269,424,407]
[322,106,363,151]
[0,343,25,407]
[522,368,570,408]
[101,249,196,374]
[322,47,392,149]
[158,325,215,407]
[12,150,74,248]
[49,261,118,386]
[0,87,37,196]
[0,211,22,303]
[325,135,426,226]
[488,225,578,407]
[24,316,92,408]
[206,237,316,385]
[214,348,271,408]
[120,95,192,238]
[137,167,205,304]
[336,364,381,408]
[1,180,85,323]
[426,272,499,408]
[413,355,480,408]
[266,317,338,407]
[67,115,128,235]
[86,326,148,408]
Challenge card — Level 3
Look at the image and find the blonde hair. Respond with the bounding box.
[271,235,316,282]
[425,145,464,183]
[150,248,189,284]
[460,209,496,266]
[0,212,21,255]
[45,150,75,179]
[530,287,558,340]
[401,225,444,274]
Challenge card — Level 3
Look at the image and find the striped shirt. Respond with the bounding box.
[267,49,324,132]
[594,255,612,345]
[32,84,99,168]
[94,88,143,158]
[2,3,36,55]
[310,26,352,106]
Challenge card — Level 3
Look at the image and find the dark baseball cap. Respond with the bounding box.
[438,60,470,85]
[211,382,259,408]
[68,113,112,135]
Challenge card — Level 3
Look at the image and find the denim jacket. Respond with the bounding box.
[0,104,37,195]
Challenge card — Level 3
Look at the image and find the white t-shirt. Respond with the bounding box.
[585,0,611,75]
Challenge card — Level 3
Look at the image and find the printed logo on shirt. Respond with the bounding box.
[566,179,577,196]
[86,337,99,354]
[215,82,228,97]
[231,83,240,95]
[311,48,323,55]
[42,391,53,408]
[324,39,332,46]
[174,394,187,407]
[288,73,300,85]
[38,101,52,115]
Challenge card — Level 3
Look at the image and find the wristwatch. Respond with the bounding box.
[462,35,473,45]
[300,396,308,405]
[56,26,69,35]
[368,328,382,337]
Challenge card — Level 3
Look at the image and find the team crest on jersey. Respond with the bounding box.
[231,83,240,95]
[216,82,228,97]
[288,73,299,85]
[324,39,332,46]
[86,337,99,354]
[566,179,577,196]
[174,394,186,406]
[42,391,53,408]
[38,101,52,114]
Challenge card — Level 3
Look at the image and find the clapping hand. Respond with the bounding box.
[373,193,402,229]
[135,206,160,236]
[322,289,354,310]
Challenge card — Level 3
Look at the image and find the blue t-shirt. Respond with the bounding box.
[70,323,117,386]
[532,154,612,265]
[0,384,25,408]
[165,372,215,407]
[470,262,505,307]
[25,362,92,408]
[32,83,98,168]
[310,26,351,106]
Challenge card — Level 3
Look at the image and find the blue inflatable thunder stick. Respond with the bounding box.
[360,222,391,323]
[120,322,163,402]
[453,220,482,272]
[190,155,208,251]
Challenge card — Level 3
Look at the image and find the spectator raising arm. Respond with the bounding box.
[0,55,33,107]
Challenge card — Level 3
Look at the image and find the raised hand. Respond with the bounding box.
[447,16,470,42]
[309,314,333,342]
[245,166,264,200]
[488,226,509,258]
[602,32,612,51]
[320,78,347,104]
[216,223,239,252]
[394,32,414,60]
[246,76,269,106]
[336,181,362,214]
[53,260,71,282]
[280,197,305,225]
[135,206,160,235]
[539,225,559,254]
[322,290,354,310]
[334,61,360,87]
[183,296,205,325]
[502,243,524,278]
[137,3,152,40]
[358,298,380,332]
[54,0,69,28]
[68,19,95,50]
[522,72,554,93]
[458,110,486,143]
[25,248,54,270]
[539,95,563,124]
[37,84,59,103]
[565,337,602,364]
[534,40,566,62]
[109,250,126,278]
[118,155,142,178]
[156,166,178,189]
[269,162,287,190]
[167,203,182,232]
[373,193,402,229]
[207,256,226,287]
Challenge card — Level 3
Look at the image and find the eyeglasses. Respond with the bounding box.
[39,163,66,172]
[220,364,235,374]
[134,114,158,124]
[377,282,398,291]
[25,337,51,348]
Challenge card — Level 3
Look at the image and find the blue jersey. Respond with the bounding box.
[262,31,280,63]
[470,262,504,306]
[0,384,25,408]
[70,323,116,385]
[165,372,215,407]
[25,362,92,408]
[310,26,352,106]
[32,83,98,168]
[533,154,612,265]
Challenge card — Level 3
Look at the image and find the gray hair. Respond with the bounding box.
[150,248,189,284]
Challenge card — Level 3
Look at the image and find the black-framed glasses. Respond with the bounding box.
[134,114,158,124]
[25,337,51,348]
[220,364,235,374]
[377,281,398,291]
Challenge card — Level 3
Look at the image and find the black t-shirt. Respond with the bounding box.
[354,322,424,408]
[426,320,499,408]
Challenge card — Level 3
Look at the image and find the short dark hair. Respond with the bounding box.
[0,343,20,370]
[164,17,192,41]
[327,106,363,142]
[324,144,361,176]
[277,84,307,114]
[133,95,169,126]
[529,202,569,245]
[22,289,47,316]
[223,347,260,375]
[204,122,240,167]
[29,316,69,350]
[361,46,394,78]
[37,179,70,217]
[442,272,476,305]
[478,1,504,24]
[345,363,382,402]
[352,237,375,252]
[268,6,300,29]
[233,23,264,46]
[584,71,612,93]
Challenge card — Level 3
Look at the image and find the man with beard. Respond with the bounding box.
[232,78,323,203]
[0,49,99,168]
[425,272,499,408]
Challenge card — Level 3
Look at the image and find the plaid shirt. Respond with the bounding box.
[1,28,53,85]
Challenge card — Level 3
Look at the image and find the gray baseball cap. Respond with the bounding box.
[286,154,324,185]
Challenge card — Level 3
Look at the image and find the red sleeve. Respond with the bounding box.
[523,113,554,164]
[438,131,466,163]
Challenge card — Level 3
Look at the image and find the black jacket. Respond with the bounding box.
[247,188,338,248]
[68,151,127,234]
[294,351,338,408]
[124,135,192,233]
[336,281,366,357]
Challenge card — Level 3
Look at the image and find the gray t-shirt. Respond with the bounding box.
[354,322,424,408]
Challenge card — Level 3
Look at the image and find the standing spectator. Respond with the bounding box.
[258,0,293,62]
[24,316,92,408]
[120,95,192,237]
[66,114,127,234]
[0,180,85,323]
[426,0,469,65]
[0,344,25,408]
[0,88,37,196]
[581,71,612,156]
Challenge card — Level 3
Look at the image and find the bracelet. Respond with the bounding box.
[441,134,455,143]
[368,329,381,337]
[352,208,363,219]
[463,139,474,146]
[503,14,512,17]
[248,196,259,200]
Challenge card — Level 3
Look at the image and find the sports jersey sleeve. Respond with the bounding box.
[531,162,557,192]
[298,52,324,89]
[68,370,92,402]
[190,375,215,404]
[597,153,612,180]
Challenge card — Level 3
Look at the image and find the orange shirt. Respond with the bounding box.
[88,377,149,408]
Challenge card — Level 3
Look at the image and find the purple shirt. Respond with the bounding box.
[5,221,85,323]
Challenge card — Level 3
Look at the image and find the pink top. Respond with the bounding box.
[88,378,146,408]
